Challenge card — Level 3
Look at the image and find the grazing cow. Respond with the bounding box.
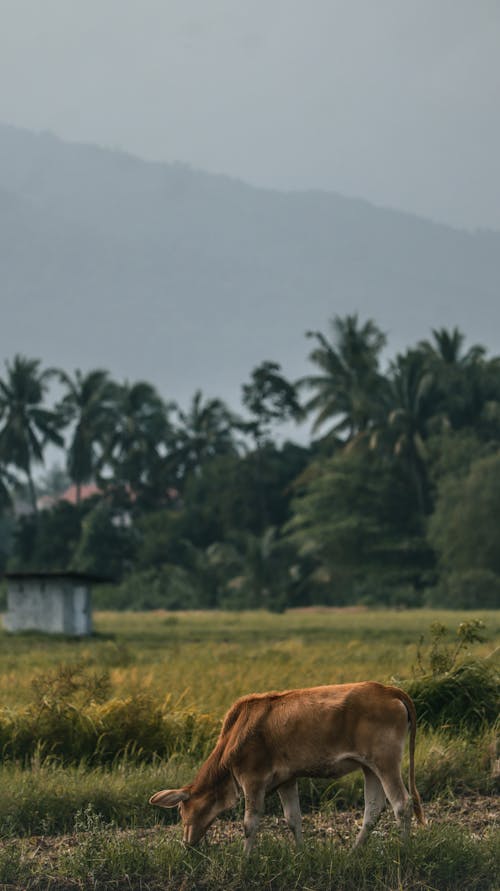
[150,682,424,853]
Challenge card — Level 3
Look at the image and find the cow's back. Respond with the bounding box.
[222,682,409,779]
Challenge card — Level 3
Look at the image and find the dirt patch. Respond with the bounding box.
[208,794,498,846]
[4,794,496,861]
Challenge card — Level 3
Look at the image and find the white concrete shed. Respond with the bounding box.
[2,571,103,636]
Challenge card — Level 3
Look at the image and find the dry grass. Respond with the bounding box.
[0,608,498,889]
[1,608,498,713]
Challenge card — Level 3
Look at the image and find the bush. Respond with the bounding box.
[426,569,500,608]
[404,659,499,733]
[93,566,203,610]
[398,619,499,733]
[0,694,220,766]
[0,662,220,765]
[359,583,424,608]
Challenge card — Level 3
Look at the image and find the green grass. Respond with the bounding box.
[0,608,498,889]
[0,824,498,890]
[1,608,499,712]
[0,609,497,769]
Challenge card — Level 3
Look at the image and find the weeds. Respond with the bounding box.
[31,659,111,709]
[0,685,219,766]
[414,619,487,675]
[402,620,499,733]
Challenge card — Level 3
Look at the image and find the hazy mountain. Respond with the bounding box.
[1,122,499,423]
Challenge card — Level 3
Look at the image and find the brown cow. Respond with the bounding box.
[150,682,424,853]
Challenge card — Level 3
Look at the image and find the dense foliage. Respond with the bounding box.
[1,317,500,609]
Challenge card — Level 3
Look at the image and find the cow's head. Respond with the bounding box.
[149,785,224,846]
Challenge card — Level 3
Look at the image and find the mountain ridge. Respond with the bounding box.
[1,122,499,419]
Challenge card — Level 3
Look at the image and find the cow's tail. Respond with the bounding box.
[395,688,425,825]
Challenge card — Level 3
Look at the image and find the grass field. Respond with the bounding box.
[0,608,498,890]
[2,607,498,711]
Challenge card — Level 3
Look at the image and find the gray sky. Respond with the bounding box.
[1,0,499,230]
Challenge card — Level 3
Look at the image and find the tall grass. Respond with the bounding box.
[1,610,497,768]
[1,608,498,712]
[0,691,219,766]
[0,726,497,837]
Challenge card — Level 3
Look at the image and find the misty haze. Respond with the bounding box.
[1,122,499,416]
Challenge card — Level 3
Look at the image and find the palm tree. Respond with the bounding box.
[0,355,63,513]
[419,327,485,367]
[302,315,387,441]
[380,350,436,515]
[174,390,238,483]
[419,327,488,431]
[57,369,117,503]
[241,361,303,446]
[105,380,174,502]
[0,461,15,509]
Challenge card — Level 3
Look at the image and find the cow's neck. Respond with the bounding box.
[192,744,237,806]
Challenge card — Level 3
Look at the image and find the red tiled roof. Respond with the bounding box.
[60,483,102,504]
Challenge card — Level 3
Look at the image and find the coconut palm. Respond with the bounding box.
[0,355,63,512]
[419,327,491,432]
[381,350,436,515]
[0,461,15,508]
[419,327,485,367]
[105,380,175,502]
[174,390,239,483]
[57,369,117,503]
[302,315,387,441]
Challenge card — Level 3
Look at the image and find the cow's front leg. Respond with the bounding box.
[277,779,303,848]
[242,783,265,855]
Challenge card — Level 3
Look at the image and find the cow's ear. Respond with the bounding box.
[149,788,190,808]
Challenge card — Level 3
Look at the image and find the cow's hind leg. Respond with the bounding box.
[277,779,303,848]
[379,769,412,837]
[353,767,386,848]
[242,783,266,855]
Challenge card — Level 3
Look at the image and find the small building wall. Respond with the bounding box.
[4,578,92,636]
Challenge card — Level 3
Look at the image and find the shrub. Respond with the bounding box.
[91,696,167,761]
[0,686,220,766]
[404,659,499,733]
[93,566,203,610]
[398,620,499,733]
[426,569,500,608]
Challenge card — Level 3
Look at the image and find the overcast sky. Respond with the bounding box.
[1,0,499,230]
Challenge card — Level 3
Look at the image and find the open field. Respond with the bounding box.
[1,608,499,711]
[0,608,498,889]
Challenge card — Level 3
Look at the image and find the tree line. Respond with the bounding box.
[1,315,500,611]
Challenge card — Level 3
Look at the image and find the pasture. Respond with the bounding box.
[0,608,498,890]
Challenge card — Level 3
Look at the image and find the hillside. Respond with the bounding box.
[1,122,499,416]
